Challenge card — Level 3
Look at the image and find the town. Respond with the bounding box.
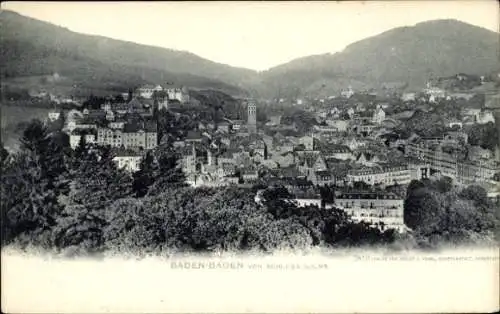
[37,73,500,235]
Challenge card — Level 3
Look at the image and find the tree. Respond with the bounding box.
[404,185,444,235]
[432,176,453,193]
[133,151,159,197]
[146,148,186,196]
[353,181,370,190]
[103,197,166,253]
[0,142,9,169]
[467,122,499,151]
[53,147,133,252]
[1,152,62,248]
[20,119,49,154]
[114,94,125,103]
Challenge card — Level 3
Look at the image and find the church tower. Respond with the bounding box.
[247,101,257,133]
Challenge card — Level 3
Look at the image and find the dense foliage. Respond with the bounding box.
[1,119,400,255]
[404,178,499,246]
[466,122,499,152]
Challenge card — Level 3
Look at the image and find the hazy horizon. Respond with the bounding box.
[1,1,499,71]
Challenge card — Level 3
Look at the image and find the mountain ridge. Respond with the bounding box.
[257,18,499,97]
[0,10,257,96]
[1,10,499,99]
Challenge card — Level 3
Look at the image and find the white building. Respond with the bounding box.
[137,85,163,99]
[346,164,411,186]
[325,119,348,132]
[372,105,386,124]
[341,86,354,98]
[347,108,355,118]
[424,85,446,101]
[166,87,190,103]
[401,92,416,102]
[334,191,406,233]
[476,111,495,124]
[299,135,314,151]
[112,151,143,172]
[48,111,61,122]
[69,133,96,149]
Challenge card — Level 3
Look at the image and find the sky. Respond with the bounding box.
[2,1,499,71]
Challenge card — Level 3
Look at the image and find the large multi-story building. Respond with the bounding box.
[137,85,163,99]
[346,164,412,186]
[166,87,190,103]
[334,191,406,232]
[405,141,499,184]
[405,141,460,179]
[97,121,157,150]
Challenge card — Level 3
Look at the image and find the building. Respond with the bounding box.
[230,119,245,132]
[137,85,163,99]
[356,123,377,136]
[247,101,257,133]
[112,149,143,172]
[242,166,259,182]
[405,140,499,184]
[69,130,97,149]
[321,145,354,161]
[166,87,190,103]
[457,159,500,185]
[424,83,446,100]
[217,122,230,133]
[180,144,197,176]
[297,153,327,178]
[334,191,406,232]
[325,119,348,132]
[346,164,412,186]
[372,105,386,124]
[401,92,416,102]
[48,110,62,122]
[405,141,460,180]
[312,170,335,186]
[341,86,354,99]
[97,120,157,150]
[355,152,381,167]
[157,97,169,110]
[299,135,315,151]
[266,115,282,126]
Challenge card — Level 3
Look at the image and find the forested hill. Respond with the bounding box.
[2,11,499,99]
[0,10,256,96]
[257,19,500,98]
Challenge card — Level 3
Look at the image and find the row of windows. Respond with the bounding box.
[337,201,401,208]
[350,212,403,218]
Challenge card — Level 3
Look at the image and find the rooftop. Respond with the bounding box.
[111,148,144,157]
[335,191,402,200]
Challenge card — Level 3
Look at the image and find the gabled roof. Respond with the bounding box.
[123,121,144,133]
[138,84,157,90]
[322,144,351,154]
[299,153,323,168]
[128,98,144,109]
